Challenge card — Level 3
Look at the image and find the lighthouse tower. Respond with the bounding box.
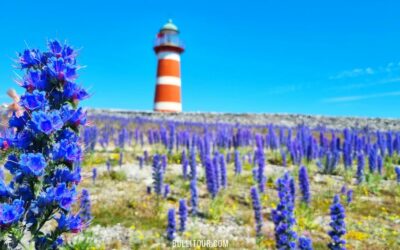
[153,19,184,112]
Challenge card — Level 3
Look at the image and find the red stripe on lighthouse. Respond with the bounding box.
[157,59,181,77]
[154,85,181,103]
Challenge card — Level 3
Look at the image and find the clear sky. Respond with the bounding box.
[0,1,399,117]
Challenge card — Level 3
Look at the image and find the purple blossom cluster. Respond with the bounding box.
[178,199,188,232]
[298,166,311,204]
[298,236,313,250]
[272,172,297,249]
[0,40,89,249]
[80,189,92,223]
[250,186,263,237]
[166,208,176,241]
[327,195,346,250]
[190,179,198,215]
[152,154,164,196]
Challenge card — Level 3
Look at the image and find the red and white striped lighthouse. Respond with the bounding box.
[153,20,184,112]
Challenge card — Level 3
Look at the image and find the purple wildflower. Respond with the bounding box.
[80,189,92,223]
[234,150,242,175]
[190,179,198,215]
[0,200,25,226]
[356,153,365,184]
[250,186,263,237]
[178,199,188,232]
[298,166,311,204]
[377,155,383,175]
[164,184,170,198]
[219,153,227,188]
[346,190,353,204]
[205,156,218,198]
[298,236,313,250]
[19,153,47,176]
[189,146,197,180]
[327,195,346,250]
[166,209,176,241]
[272,172,297,249]
[152,154,164,195]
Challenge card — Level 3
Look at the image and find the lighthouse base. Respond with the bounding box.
[154,102,182,113]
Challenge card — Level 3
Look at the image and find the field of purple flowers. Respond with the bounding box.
[62,113,399,249]
[0,40,399,250]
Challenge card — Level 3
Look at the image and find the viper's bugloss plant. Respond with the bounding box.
[166,208,176,241]
[298,236,313,250]
[368,147,377,173]
[164,184,170,198]
[0,40,89,249]
[152,154,164,195]
[178,199,188,232]
[272,172,297,249]
[219,153,227,188]
[161,154,167,173]
[250,186,263,237]
[298,165,311,204]
[138,156,144,169]
[190,179,198,215]
[376,154,383,175]
[181,150,188,179]
[346,190,353,204]
[205,156,218,198]
[189,146,197,180]
[234,150,242,175]
[327,195,346,250]
[256,148,266,193]
[80,189,92,224]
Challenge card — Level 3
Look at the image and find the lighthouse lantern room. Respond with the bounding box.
[153,19,184,112]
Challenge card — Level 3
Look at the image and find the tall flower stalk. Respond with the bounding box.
[205,156,218,198]
[234,150,242,175]
[298,166,311,204]
[166,208,176,241]
[152,154,164,196]
[178,199,188,232]
[298,236,313,250]
[190,179,198,215]
[80,189,92,224]
[327,195,346,250]
[272,172,297,249]
[0,40,89,249]
[250,186,263,237]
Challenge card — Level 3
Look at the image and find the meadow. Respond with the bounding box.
[0,40,399,250]
[51,112,400,249]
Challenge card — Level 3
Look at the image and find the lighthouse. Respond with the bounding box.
[153,19,184,112]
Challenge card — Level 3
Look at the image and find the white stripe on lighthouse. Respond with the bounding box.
[154,102,182,112]
[156,76,181,86]
[157,51,181,61]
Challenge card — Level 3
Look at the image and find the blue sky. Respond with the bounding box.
[0,1,399,117]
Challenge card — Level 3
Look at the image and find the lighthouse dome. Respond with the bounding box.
[160,19,179,33]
